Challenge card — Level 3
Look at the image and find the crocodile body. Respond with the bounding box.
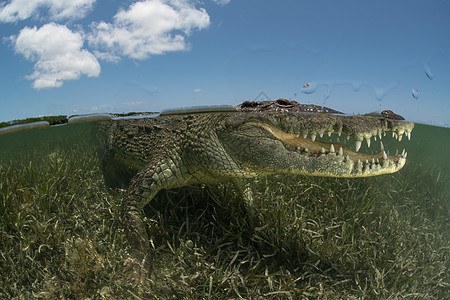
[101,99,414,274]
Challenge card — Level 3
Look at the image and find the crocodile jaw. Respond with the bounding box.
[220,113,414,178]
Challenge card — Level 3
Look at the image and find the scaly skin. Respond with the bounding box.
[101,102,414,278]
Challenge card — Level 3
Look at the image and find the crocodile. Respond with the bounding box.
[101,99,414,275]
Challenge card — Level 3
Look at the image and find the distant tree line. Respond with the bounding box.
[0,115,68,129]
[0,112,158,129]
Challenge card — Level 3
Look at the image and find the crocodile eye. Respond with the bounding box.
[274,99,293,106]
[381,110,405,120]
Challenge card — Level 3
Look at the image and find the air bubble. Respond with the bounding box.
[351,81,363,92]
[374,84,397,102]
[374,88,386,102]
[301,82,318,94]
[424,64,434,80]
[323,87,331,101]
[412,88,419,100]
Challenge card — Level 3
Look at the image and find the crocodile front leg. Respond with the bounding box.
[122,170,160,275]
[122,156,192,279]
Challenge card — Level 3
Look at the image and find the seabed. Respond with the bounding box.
[0,121,448,298]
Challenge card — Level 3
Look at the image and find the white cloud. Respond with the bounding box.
[212,0,231,6]
[13,23,100,89]
[193,88,204,93]
[0,0,95,22]
[89,0,210,60]
[93,50,121,63]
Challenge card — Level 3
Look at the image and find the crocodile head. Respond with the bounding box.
[218,104,414,178]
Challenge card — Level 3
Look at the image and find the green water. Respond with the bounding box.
[0,121,448,298]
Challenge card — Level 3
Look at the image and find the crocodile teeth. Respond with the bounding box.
[365,137,371,148]
[380,141,384,151]
[330,144,335,153]
[296,134,300,138]
[303,133,308,138]
[355,140,362,152]
[398,134,403,142]
[383,151,388,160]
[407,131,411,140]
[401,149,405,156]
[319,132,324,138]
[328,131,332,137]
[321,147,326,154]
[304,148,309,152]
[311,134,316,142]
[338,147,343,156]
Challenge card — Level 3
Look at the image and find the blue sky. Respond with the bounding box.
[1,0,449,126]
